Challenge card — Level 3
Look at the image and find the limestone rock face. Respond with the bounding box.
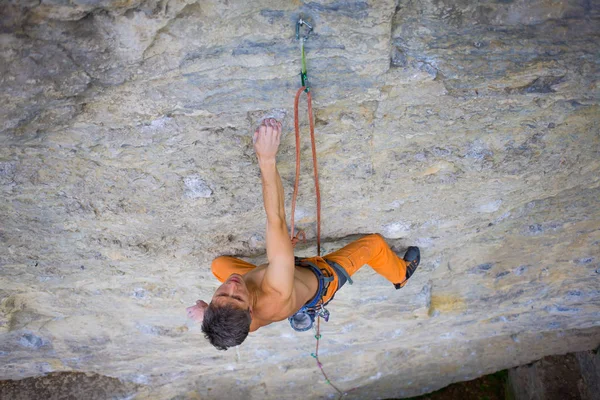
[1,0,599,398]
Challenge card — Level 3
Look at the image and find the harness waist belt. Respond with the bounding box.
[295,257,333,309]
[325,259,353,287]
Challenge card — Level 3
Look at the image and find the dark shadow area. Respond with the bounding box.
[385,348,600,400]
[0,371,138,400]
[390,370,511,400]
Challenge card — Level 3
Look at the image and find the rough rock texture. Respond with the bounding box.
[0,0,599,399]
[508,349,600,400]
[0,371,139,400]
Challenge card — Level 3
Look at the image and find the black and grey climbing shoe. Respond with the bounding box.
[394,246,420,289]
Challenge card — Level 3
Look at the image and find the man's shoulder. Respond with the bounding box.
[253,288,296,319]
[256,282,291,304]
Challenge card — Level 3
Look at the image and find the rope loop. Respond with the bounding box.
[290,86,321,256]
[291,229,306,247]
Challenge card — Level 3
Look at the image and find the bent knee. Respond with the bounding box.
[367,233,386,244]
[366,233,390,251]
[211,256,232,274]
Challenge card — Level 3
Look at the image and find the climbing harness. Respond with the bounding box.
[289,18,354,399]
[289,258,352,331]
[288,258,333,332]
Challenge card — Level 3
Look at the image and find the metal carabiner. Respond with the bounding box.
[317,304,330,322]
[296,18,313,41]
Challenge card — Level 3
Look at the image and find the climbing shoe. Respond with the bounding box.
[394,246,420,289]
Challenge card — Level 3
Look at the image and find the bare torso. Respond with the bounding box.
[188,120,324,338]
[244,263,319,332]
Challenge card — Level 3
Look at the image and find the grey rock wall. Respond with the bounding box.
[1,0,599,399]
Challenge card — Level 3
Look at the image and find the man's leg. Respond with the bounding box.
[323,234,409,287]
[211,256,257,283]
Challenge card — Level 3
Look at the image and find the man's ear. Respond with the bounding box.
[186,300,209,323]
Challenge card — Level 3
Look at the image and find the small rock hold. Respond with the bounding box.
[528,224,543,234]
[514,265,528,276]
[249,234,265,248]
[19,333,44,349]
[479,199,502,213]
[0,161,17,184]
[390,46,407,67]
[184,175,212,199]
[382,221,410,239]
[465,140,493,161]
[477,263,494,271]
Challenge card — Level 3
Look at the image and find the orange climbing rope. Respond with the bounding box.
[290,86,321,256]
[291,18,356,399]
[292,86,355,399]
[291,85,347,398]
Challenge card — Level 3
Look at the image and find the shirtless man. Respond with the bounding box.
[187,118,420,350]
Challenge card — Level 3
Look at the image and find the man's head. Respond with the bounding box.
[186,274,253,350]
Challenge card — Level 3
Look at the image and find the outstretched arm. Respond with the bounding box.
[254,119,295,298]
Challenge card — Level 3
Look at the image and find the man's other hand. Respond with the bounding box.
[186,300,208,323]
[253,118,282,162]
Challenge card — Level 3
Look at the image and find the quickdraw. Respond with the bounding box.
[296,18,313,93]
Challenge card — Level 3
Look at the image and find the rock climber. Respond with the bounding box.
[187,118,421,350]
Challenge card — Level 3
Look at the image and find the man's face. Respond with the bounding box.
[211,274,251,310]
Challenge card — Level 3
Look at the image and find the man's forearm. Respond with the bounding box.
[258,158,286,223]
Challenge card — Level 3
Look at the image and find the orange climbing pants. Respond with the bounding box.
[211,233,408,304]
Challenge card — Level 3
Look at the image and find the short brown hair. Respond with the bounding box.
[201,303,251,350]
